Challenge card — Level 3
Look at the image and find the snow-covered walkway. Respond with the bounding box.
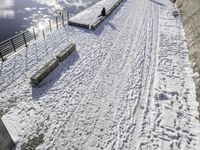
[1,0,200,149]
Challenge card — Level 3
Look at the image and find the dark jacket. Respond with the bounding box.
[101,8,106,16]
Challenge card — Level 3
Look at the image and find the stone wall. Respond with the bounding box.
[176,0,200,115]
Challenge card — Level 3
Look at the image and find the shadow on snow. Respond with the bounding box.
[32,50,79,100]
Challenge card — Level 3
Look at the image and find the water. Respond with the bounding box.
[0,0,100,43]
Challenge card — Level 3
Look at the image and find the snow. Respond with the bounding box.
[1,0,200,149]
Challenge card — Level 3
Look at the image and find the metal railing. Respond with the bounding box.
[0,12,69,61]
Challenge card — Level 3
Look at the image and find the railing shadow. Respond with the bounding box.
[0,49,29,93]
[0,30,68,93]
[108,22,117,30]
[0,14,67,61]
[31,50,79,100]
[150,0,166,6]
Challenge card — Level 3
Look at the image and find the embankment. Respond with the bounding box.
[176,0,200,116]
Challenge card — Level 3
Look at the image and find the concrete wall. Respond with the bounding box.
[68,21,89,29]
[176,0,200,115]
[0,118,15,150]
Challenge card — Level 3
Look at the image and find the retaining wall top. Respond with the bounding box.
[0,119,15,150]
[69,0,119,25]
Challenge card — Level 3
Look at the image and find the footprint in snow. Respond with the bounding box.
[158,93,169,101]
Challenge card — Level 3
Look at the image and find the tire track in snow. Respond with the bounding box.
[136,2,160,149]
[101,1,151,149]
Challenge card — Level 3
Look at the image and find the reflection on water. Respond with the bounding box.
[0,0,100,42]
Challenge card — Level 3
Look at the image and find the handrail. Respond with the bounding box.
[0,31,30,46]
[0,12,69,61]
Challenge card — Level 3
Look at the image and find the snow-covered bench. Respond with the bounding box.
[56,44,76,62]
[30,44,76,86]
[30,58,59,86]
[68,0,122,30]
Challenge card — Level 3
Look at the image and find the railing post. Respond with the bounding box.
[67,11,69,21]
[0,51,4,61]
[62,13,64,27]
[56,17,58,29]
[33,28,37,40]
[43,30,45,37]
[49,20,52,31]
[22,33,28,47]
[11,39,16,52]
